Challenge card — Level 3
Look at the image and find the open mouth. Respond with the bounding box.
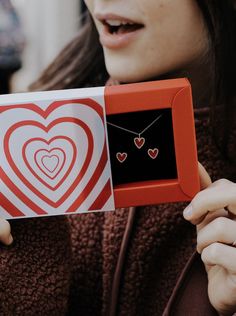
[103,20,144,35]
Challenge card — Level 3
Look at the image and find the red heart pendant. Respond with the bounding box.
[148,148,159,159]
[134,137,145,149]
[116,152,127,163]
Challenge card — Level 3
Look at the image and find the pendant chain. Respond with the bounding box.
[107,114,162,137]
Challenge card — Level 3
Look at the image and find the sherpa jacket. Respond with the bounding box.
[0,107,229,316]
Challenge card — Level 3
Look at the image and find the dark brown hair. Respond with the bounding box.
[30,1,236,167]
[196,0,236,162]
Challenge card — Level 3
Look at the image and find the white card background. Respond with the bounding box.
[0,87,115,219]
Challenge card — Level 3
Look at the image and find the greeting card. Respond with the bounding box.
[0,87,115,218]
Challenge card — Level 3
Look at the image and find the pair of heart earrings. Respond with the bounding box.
[107,114,162,163]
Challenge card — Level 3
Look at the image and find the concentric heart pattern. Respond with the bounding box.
[0,96,115,218]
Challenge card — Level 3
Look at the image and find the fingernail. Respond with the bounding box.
[183,205,193,219]
[7,234,13,245]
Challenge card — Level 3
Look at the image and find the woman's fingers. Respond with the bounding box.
[0,219,13,245]
[183,163,212,226]
[196,208,228,232]
[198,162,212,190]
[183,179,236,223]
[201,242,236,273]
[197,217,236,253]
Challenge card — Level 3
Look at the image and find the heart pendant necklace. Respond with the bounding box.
[107,114,162,162]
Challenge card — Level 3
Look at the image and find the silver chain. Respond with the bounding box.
[107,114,162,137]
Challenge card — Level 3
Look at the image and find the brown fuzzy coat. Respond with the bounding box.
[0,108,228,315]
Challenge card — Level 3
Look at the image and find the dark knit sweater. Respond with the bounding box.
[0,108,228,315]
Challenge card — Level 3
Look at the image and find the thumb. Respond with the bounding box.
[198,162,212,190]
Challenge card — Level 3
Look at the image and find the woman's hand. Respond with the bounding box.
[183,163,236,316]
[0,218,13,246]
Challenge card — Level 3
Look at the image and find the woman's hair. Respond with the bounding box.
[30,1,236,167]
[30,12,108,90]
[195,0,236,164]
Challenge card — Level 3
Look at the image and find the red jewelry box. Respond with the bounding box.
[105,78,200,207]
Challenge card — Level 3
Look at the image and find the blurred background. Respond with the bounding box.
[0,0,85,93]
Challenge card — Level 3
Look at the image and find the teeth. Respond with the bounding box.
[106,20,122,26]
[106,19,134,26]
[122,21,134,25]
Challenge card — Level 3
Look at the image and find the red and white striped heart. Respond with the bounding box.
[23,137,74,189]
[0,98,113,218]
[41,154,59,174]
[148,148,159,159]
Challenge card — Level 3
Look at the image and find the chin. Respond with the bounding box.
[106,62,168,84]
[108,66,188,85]
[104,58,152,83]
[107,69,153,84]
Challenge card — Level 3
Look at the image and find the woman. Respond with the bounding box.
[0,1,236,315]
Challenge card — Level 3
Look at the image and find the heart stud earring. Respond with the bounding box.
[116,152,128,163]
[148,148,159,159]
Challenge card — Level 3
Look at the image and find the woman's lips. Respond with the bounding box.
[99,25,144,49]
[95,13,145,49]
